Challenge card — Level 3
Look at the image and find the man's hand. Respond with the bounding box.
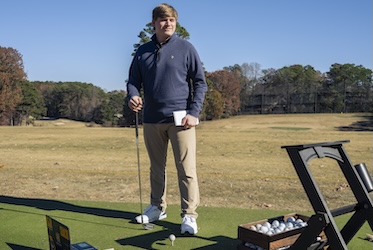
[128,96,143,112]
[181,114,199,129]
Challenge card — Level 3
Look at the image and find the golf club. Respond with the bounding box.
[135,112,154,230]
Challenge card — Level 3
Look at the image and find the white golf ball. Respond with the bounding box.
[296,218,304,224]
[169,234,176,241]
[263,222,271,229]
[271,220,280,228]
[260,226,269,233]
[250,225,257,231]
[286,222,294,229]
[300,222,308,227]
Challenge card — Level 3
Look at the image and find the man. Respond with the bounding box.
[126,3,207,235]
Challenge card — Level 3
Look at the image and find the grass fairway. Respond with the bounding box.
[0,113,372,249]
[0,198,372,249]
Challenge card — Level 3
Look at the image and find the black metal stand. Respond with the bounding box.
[282,140,373,250]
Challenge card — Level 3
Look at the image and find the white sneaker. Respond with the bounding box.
[135,205,167,224]
[181,215,198,235]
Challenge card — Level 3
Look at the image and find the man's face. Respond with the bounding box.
[153,16,176,42]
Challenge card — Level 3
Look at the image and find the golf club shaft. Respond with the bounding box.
[135,112,144,224]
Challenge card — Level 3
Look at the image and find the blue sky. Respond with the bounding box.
[1,0,371,92]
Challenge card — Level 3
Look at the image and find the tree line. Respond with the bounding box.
[0,46,127,126]
[1,45,372,126]
[223,63,373,115]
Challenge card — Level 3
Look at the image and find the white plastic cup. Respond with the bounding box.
[173,110,186,126]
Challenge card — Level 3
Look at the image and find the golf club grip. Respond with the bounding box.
[135,112,139,137]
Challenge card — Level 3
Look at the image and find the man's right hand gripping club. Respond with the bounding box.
[129,96,143,112]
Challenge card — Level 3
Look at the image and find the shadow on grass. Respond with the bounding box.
[1,196,240,249]
[337,114,373,131]
[117,220,239,249]
[0,195,137,220]
[6,243,41,250]
[116,229,239,249]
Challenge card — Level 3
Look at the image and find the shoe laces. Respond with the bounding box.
[182,215,196,223]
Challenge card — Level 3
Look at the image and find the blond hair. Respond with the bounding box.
[152,3,178,21]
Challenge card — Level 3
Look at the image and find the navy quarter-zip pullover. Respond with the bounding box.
[127,34,207,123]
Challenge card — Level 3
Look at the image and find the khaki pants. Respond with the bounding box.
[143,123,199,218]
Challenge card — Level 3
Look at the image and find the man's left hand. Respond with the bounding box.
[181,114,199,129]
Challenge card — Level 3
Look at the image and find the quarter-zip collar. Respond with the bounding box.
[152,34,175,49]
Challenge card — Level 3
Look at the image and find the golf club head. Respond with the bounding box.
[143,223,154,230]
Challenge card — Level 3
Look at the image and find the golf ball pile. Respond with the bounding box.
[249,216,307,236]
